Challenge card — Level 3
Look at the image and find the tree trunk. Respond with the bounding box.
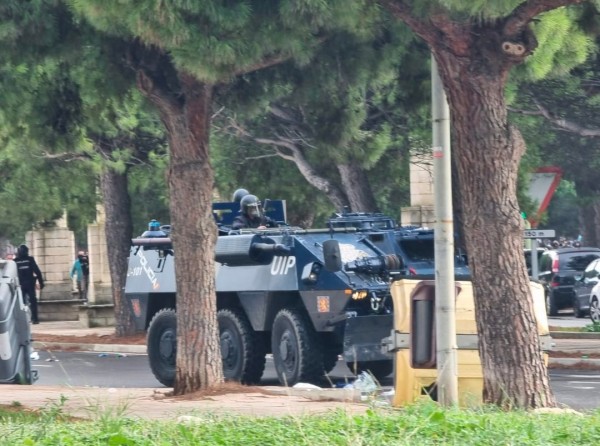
[135,52,223,394]
[338,162,377,212]
[578,204,596,247]
[99,166,136,336]
[434,46,554,407]
[592,201,600,248]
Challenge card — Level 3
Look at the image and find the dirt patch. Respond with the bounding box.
[548,351,600,359]
[158,382,273,400]
[32,333,146,345]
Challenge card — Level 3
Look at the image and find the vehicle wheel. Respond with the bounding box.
[271,308,324,386]
[546,292,558,316]
[218,308,266,384]
[147,308,177,387]
[590,298,600,324]
[346,360,393,381]
[573,297,585,318]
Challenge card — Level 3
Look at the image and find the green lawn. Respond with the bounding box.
[1,401,599,445]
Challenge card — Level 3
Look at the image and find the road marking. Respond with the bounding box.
[565,375,600,379]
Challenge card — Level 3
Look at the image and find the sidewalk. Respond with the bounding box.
[6,320,597,420]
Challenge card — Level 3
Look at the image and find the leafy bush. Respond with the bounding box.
[584,322,600,333]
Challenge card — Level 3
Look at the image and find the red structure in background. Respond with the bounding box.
[527,166,563,228]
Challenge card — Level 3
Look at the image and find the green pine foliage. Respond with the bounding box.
[524,8,594,80]
[69,0,376,83]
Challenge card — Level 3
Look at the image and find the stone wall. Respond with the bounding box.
[87,204,112,305]
[26,214,76,303]
[26,206,115,326]
[401,153,435,227]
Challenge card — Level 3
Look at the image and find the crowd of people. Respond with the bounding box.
[541,236,584,249]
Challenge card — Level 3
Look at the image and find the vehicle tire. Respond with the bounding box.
[271,308,324,386]
[346,360,393,381]
[218,308,266,384]
[573,297,585,319]
[147,308,177,387]
[546,292,558,316]
[590,297,600,324]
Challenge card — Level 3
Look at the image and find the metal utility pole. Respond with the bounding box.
[431,56,458,406]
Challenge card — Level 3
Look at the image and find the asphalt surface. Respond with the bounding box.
[0,317,597,419]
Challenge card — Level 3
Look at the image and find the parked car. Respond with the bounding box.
[572,258,600,318]
[538,247,600,316]
[524,247,547,278]
[588,281,600,323]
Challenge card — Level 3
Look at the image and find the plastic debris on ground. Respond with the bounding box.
[30,351,40,360]
[347,371,392,404]
[292,382,322,390]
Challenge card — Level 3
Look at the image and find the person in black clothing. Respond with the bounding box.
[231,194,277,230]
[14,244,45,324]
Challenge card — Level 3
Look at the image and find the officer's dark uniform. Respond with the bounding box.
[231,214,276,230]
[14,244,45,324]
[231,194,277,230]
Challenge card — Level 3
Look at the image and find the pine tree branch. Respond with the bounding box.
[378,0,436,47]
[379,0,471,56]
[222,116,349,209]
[37,151,90,162]
[509,99,600,137]
[504,0,586,36]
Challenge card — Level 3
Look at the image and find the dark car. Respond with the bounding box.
[538,247,600,316]
[572,258,600,318]
[524,247,547,278]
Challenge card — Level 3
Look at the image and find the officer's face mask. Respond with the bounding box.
[247,203,261,218]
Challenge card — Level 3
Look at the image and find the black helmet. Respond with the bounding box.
[17,244,29,257]
[240,194,261,218]
[232,188,250,203]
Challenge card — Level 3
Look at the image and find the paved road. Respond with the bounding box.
[31,350,599,411]
[550,370,600,411]
[547,309,592,329]
[33,350,365,388]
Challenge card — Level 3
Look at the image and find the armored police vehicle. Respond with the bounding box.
[125,204,469,387]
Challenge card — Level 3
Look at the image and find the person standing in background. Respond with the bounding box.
[14,244,45,324]
[70,250,90,303]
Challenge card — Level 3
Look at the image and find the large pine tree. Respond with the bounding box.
[69,0,373,394]
[380,0,594,407]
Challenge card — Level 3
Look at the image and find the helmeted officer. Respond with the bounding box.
[231,195,276,230]
[14,244,45,324]
[232,188,250,203]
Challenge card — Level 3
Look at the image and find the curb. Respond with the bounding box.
[549,331,600,339]
[33,341,146,354]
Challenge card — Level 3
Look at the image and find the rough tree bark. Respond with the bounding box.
[131,44,223,394]
[575,178,600,247]
[98,165,135,336]
[338,162,378,212]
[578,204,597,246]
[381,0,586,407]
